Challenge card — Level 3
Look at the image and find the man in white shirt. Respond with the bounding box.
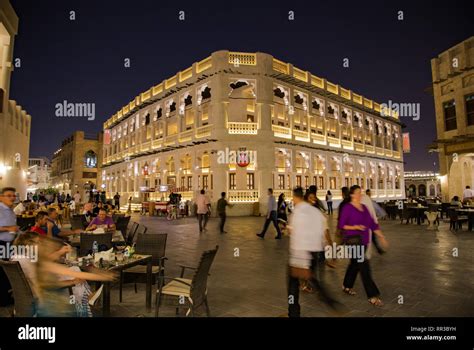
[195,189,210,233]
[462,186,473,201]
[287,187,339,317]
[73,191,81,205]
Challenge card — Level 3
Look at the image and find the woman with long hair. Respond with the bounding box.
[338,185,387,307]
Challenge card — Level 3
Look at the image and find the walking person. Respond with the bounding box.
[287,187,340,317]
[256,188,282,239]
[277,193,290,233]
[217,192,233,233]
[0,187,19,306]
[113,192,121,209]
[361,190,386,255]
[196,190,210,233]
[338,185,388,307]
[326,190,333,215]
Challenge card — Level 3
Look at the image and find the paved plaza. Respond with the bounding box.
[1,213,473,318]
[104,213,474,317]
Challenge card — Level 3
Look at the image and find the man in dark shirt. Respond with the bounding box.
[93,202,103,217]
[113,192,121,208]
[217,192,232,233]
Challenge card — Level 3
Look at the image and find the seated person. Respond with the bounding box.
[92,202,103,217]
[45,208,82,239]
[86,209,115,232]
[450,196,462,207]
[30,211,49,236]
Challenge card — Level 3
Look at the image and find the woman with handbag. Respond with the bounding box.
[338,185,387,307]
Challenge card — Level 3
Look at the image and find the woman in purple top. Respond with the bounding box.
[86,209,116,231]
[338,185,386,307]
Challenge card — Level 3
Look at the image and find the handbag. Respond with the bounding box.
[289,266,312,280]
[343,234,362,246]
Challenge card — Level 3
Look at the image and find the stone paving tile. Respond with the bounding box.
[1,213,473,317]
[88,214,474,317]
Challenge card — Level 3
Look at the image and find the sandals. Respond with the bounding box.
[368,297,384,307]
[342,287,357,296]
[300,282,314,293]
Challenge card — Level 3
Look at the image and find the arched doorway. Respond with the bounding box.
[429,184,435,197]
[418,184,426,197]
[408,184,417,197]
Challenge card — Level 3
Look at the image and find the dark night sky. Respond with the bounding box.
[8,0,472,171]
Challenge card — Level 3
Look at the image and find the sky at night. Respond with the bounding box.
[8,0,472,171]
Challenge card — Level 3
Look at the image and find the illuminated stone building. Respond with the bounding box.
[102,51,404,215]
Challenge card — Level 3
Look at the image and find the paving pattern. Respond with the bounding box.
[1,213,473,317]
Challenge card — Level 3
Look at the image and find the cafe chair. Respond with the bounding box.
[155,245,219,317]
[120,233,167,302]
[125,222,140,245]
[400,208,415,224]
[115,216,131,239]
[448,209,468,232]
[0,261,37,317]
[70,215,85,230]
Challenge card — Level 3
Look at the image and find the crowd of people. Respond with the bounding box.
[1,186,119,316]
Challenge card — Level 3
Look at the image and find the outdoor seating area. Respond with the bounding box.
[379,198,474,232]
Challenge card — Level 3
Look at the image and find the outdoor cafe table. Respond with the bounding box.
[455,209,474,231]
[74,254,153,317]
[409,206,429,225]
[69,230,125,247]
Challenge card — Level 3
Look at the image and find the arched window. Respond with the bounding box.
[84,150,97,168]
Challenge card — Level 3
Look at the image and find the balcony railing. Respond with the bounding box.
[365,145,375,153]
[293,129,309,140]
[228,190,259,203]
[179,129,194,142]
[393,151,401,159]
[152,139,162,149]
[376,147,385,156]
[327,136,340,145]
[311,132,326,143]
[272,125,291,139]
[164,134,178,145]
[341,139,353,148]
[227,122,258,135]
[140,141,151,152]
[354,144,365,152]
[195,125,211,138]
[385,149,393,157]
[273,189,292,200]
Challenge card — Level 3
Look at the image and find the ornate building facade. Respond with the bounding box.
[101,51,404,215]
[430,36,474,201]
[51,131,102,199]
[0,0,31,198]
[404,171,441,198]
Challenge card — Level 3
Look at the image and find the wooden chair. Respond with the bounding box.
[0,261,36,317]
